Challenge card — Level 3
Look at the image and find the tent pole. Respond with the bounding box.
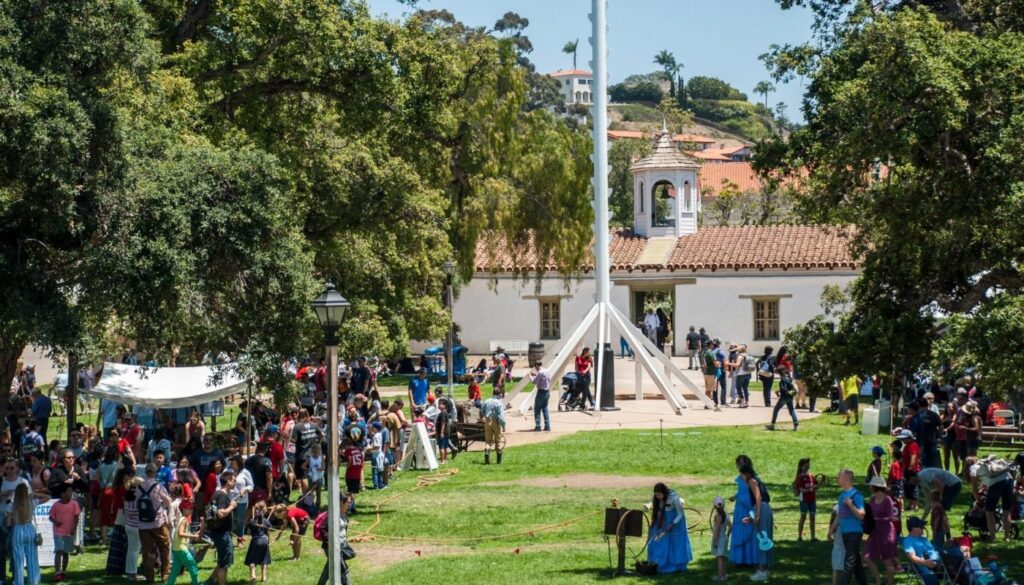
[245,382,253,457]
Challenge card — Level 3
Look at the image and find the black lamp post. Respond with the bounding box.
[442,260,456,396]
[310,282,349,585]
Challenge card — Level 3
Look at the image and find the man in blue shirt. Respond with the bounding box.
[29,389,51,439]
[481,390,506,465]
[835,469,867,585]
[903,517,941,585]
[407,369,430,411]
[713,339,728,407]
[99,398,121,438]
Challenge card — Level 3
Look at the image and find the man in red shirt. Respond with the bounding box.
[899,429,921,510]
[120,413,143,460]
[342,431,364,514]
[263,425,285,479]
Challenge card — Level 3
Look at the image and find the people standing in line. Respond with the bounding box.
[481,390,506,465]
[8,484,38,585]
[756,347,775,408]
[528,361,552,432]
[713,340,728,408]
[766,365,799,431]
[702,340,722,409]
[863,476,898,585]
[685,326,700,370]
[645,482,692,574]
[655,308,670,353]
[734,345,753,408]
[726,344,740,405]
[643,308,660,347]
[835,469,867,585]
[574,347,594,411]
[698,327,711,358]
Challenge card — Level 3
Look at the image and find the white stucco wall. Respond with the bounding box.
[419,274,630,355]
[672,271,858,355]
[413,270,858,358]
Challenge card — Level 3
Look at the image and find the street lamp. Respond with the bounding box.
[442,260,456,398]
[310,282,350,585]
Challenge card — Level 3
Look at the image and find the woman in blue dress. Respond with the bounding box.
[729,455,774,582]
[646,482,692,573]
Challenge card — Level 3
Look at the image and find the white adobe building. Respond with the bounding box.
[550,69,594,106]
[444,129,859,356]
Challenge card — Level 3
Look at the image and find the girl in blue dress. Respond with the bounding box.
[646,483,692,573]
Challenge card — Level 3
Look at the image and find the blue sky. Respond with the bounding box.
[365,0,815,120]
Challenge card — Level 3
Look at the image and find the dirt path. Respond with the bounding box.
[480,472,708,489]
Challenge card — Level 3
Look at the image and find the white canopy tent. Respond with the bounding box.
[53,362,250,408]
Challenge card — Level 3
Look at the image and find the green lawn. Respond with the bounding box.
[49,413,1022,585]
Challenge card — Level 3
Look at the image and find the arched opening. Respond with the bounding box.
[575,91,582,102]
[683,180,692,212]
[650,180,675,228]
[639,181,645,213]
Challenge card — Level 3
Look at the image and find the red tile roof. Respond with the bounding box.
[550,69,593,77]
[673,134,716,144]
[664,225,857,271]
[698,162,760,196]
[690,150,733,162]
[607,130,647,140]
[473,226,857,273]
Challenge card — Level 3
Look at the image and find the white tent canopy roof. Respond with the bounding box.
[55,362,249,409]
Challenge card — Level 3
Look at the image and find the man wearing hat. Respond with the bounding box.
[408,368,430,412]
[481,389,506,465]
[902,517,941,584]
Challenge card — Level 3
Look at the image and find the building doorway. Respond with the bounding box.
[630,289,675,355]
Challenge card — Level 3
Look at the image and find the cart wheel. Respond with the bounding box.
[499,436,507,450]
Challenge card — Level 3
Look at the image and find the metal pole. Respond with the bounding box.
[590,0,610,305]
[244,382,253,457]
[326,342,341,585]
[447,279,454,397]
[67,353,78,443]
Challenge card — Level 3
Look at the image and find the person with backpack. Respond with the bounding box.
[138,462,173,583]
[735,345,754,408]
[835,469,867,585]
[756,347,775,407]
[314,495,353,585]
[765,365,800,431]
[863,476,897,585]
[702,341,722,409]
[966,455,1015,541]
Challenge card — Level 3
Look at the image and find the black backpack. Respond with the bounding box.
[137,483,158,523]
[862,498,875,534]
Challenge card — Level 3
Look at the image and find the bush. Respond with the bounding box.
[609,81,663,103]
[686,76,746,101]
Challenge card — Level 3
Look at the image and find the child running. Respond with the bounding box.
[48,484,80,582]
[794,458,818,541]
[710,496,731,582]
[167,500,200,585]
[245,502,272,582]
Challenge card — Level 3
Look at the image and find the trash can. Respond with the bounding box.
[596,343,618,411]
[877,400,892,431]
[528,342,545,367]
[861,408,880,435]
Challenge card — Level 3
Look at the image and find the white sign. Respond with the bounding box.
[33,501,55,567]
[400,422,438,471]
[489,340,529,354]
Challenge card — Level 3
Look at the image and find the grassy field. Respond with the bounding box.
[46,413,1023,585]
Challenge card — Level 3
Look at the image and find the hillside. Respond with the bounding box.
[609,103,754,148]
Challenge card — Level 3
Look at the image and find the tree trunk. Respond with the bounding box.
[0,346,23,441]
[67,353,78,443]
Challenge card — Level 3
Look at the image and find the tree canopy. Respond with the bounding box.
[0,0,593,401]
[763,0,1024,397]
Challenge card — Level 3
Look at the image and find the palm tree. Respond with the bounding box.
[653,50,682,98]
[562,39,579,70]
[754,81,775,110]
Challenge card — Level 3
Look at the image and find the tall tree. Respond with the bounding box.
[753,80,775,109]
[653,50,682,98]
[562,39,579,70]
[763,1,1024,394]
[609,139,652,227]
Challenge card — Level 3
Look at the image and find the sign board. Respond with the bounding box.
[489,340,529,354]
[400,422,438,471]
[33,501,55,567]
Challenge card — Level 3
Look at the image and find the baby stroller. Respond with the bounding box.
[824,385,842,414]
[939,546,1017,585]
[558,372,585,411]
[962,499,1004,541]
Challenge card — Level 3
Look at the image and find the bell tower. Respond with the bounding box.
[630,125,701,237]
